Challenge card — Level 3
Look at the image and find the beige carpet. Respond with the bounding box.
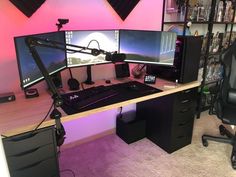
[59,111,236,177]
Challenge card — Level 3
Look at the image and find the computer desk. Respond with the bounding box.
[0,77,200,137]
[0,77,200,176]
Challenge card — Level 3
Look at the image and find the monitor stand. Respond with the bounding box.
[84,66,94,85]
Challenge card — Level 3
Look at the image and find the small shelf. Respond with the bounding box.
[163,21,185,25]
[162,0,235,117]
[164,21,236,25]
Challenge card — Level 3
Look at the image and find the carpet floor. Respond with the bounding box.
[59,111,236,177]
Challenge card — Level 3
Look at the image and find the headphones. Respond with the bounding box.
[50,108,66,147]
[55,123,66,147]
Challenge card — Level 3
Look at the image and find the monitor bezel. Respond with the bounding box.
[65,29,120,68]
[14,31,67,89]
[119,29,177,67]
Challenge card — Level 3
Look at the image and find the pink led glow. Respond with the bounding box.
[0,0,163,93]
[0,0,164,145]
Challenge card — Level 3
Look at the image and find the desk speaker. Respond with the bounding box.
[115,63,130,78]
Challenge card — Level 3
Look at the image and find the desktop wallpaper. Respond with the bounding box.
[120,30,176,65]
[15,32,66,88]
[0,0,163,93]
[66,30,119,67]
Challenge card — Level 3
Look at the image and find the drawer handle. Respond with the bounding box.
[181,100,190,104]
[178,120,191,126]
[8,132,37,142]
[16,158,50,171]
[179,121,187,126]
[180,107,191,113]
[183,90,191,93]
[177,135,185,139]
[11,147,40,157]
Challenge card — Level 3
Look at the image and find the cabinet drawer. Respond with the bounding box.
[171,123,193,151]
[172,119,193,135]
[11,157,59,177]
[176,88,197,104]
[7,144,56,171]
[175,98,196,110]
[173,106,195,125]
[3,126,55,156]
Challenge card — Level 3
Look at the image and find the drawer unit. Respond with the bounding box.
[137,88,197,153]
[2,126,60,177]
[3,127,54,156]
[11,157,59,177]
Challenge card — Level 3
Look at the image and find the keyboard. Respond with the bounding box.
[61,81,162,115]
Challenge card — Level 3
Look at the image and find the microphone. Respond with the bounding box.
[105,53,126,62]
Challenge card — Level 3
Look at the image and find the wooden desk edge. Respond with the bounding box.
[2,80,200,137]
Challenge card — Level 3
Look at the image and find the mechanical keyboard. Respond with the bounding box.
[61,81,162,115]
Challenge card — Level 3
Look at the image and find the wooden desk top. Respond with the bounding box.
[0,78,200,137]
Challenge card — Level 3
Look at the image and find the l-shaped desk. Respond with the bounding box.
[0,77,200,138]
[0,77,200,177]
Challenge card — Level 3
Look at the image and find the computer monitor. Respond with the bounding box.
[65,30,119,67]
[119,29,177,66]
[14,31,67,89]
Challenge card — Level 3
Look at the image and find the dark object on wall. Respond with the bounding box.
[10,0,46,17]
[115,62,130,78]
[107,0,140,20]
[147,36,203,83]
[0,92,15,104]
[56,18,69,31]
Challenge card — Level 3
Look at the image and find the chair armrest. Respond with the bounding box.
[228,89,236,105]
[208,79,223,115]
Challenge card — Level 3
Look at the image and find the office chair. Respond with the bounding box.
[202,40,236,169]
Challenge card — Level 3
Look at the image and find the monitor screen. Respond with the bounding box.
[65,30,119,67]
[14,31,67,89]
[119,30,177,66]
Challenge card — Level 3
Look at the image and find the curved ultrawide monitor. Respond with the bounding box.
[119,29,177,66]
[66,30,119,67]
[14,31,67,89]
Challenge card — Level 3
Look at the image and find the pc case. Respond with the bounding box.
[147,36,203,83]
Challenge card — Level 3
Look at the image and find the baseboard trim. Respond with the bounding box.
[61,128,116,150]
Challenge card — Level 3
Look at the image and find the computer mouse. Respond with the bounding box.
[128,84,139,91]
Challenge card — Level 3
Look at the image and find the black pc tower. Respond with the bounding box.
[146,36,203,83]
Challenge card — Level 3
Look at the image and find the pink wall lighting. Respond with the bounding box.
[0,0,163,93]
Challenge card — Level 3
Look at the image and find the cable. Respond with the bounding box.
[119,106,123,115]
[1,134,8,138]
[1,102,54,139]
[60,169,76,177]
[33,102,54,131]
[68,68,73,78]
[80,82,85,90]
[86,39,100,49]
[117,106,123,119]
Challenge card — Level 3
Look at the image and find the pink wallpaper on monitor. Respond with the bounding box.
[0,0,163,93]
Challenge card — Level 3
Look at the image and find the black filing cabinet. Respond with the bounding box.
[137,88,197,153]
[2,126,60,177]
